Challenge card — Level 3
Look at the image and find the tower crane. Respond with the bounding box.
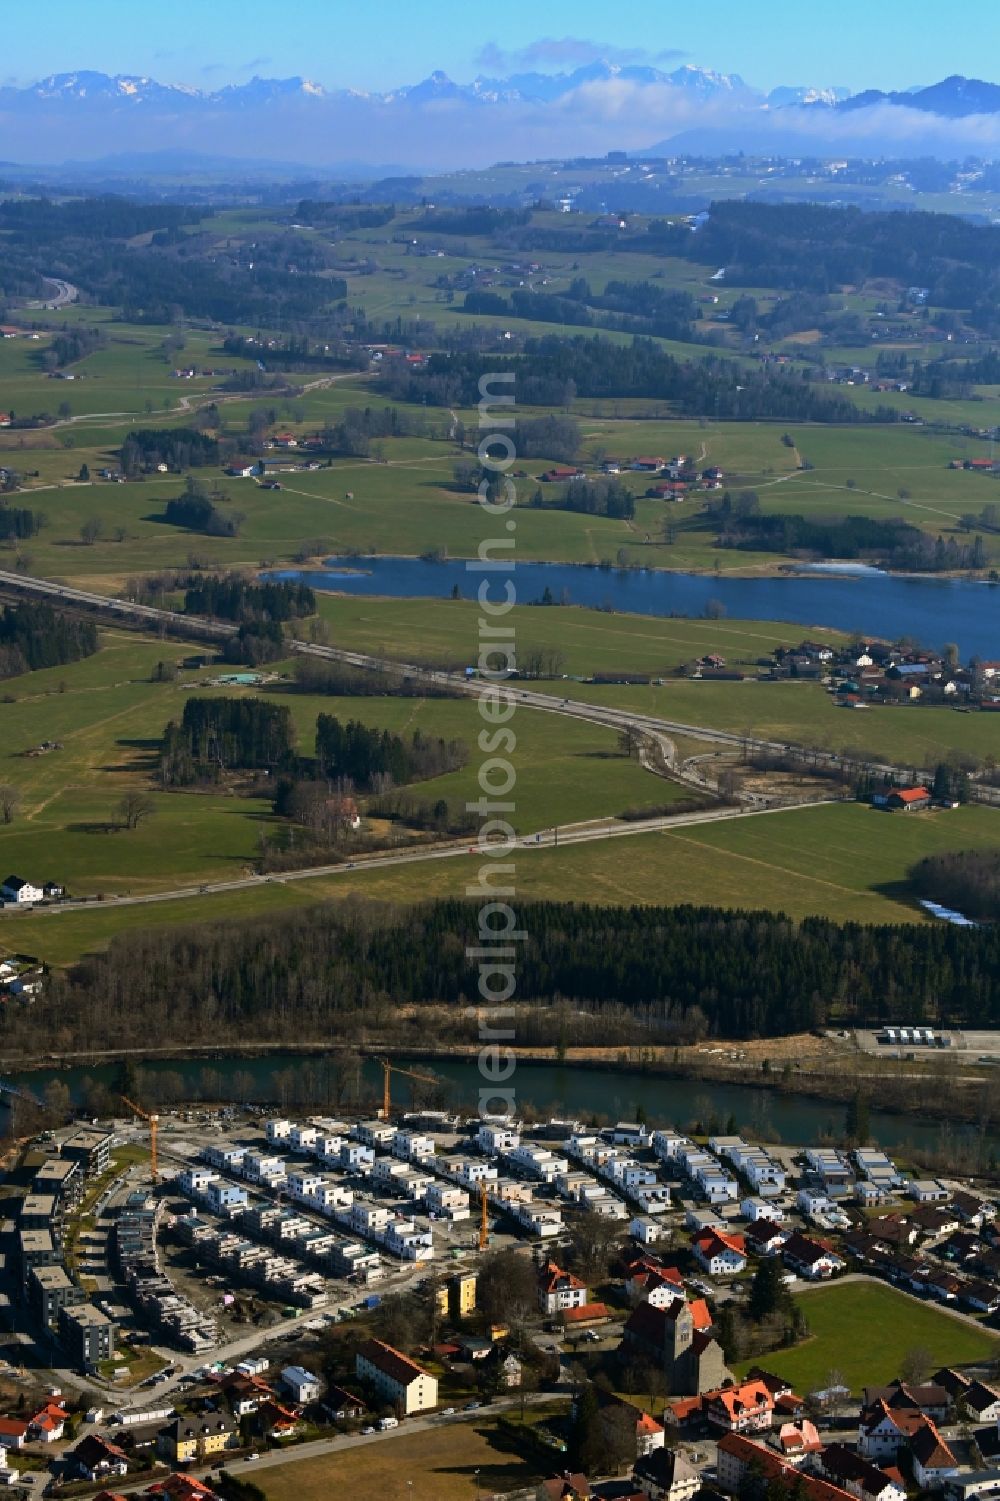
[478,1183,490,1253]
[376,1057,440,1119]
[122,1095,159,1183]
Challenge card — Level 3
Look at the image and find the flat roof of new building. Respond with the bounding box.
[21,1194,57,1218]
[32,1264,75,1289]
[19,1229,54,1252]
[65,1127,112,1149]
[63,1302,113,1327]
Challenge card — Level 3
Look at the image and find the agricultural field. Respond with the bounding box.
[0,626,680,902]
[255,1416,550,1501]
[741,1278,1000,1393]
[7,800,998,967]
[312,595,840,676]
[571,677,1000,766]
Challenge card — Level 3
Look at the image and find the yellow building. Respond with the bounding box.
[454,1270,478,1318]
[159,1417,235,1464]
[434,1269,479,1322]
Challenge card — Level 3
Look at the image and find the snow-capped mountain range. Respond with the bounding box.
[3,67,1000,169]
[0,64,847,111]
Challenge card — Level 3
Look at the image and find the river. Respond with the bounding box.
[268,556,1000,657]
[9,1053,994,1159]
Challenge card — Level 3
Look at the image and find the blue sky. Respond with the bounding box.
[6,0,1000,93]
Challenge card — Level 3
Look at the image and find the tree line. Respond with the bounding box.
[687,200,1000,334]
[385,336,899,423]
[0,504,44,542]
[314,714,468,790]
[0,601,98,679]
[292,657,462,699]
[120,426,219,474]
[910,850,1000,922]
[530,475,636,519]
[160,698,295,785]
[184,576,315,623]
[711,505,989,571]
[15,899,1000,1065]
[164,492,242,538]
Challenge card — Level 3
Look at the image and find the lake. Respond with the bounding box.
[268,556,1000,657]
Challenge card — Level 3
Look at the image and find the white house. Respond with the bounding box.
[383,1216,434,1260]
[477,1123,520,1155]
[538,1259,588,1314]
[357,1122,397,1149]
[281,1366,320,1404]
[909,1180,950,1204]
[1,876,42,905]
[797,1188,834,1218]
[741,1197,780,1222]
[633,1447,701,1501]
[392,1131,435,1163]
[782,1232,844,1280]
[423,1182,470,1219]
[350,1203,392,1235]
[266,1118,293,1143]
[692,1229,747,1277]
[339,1143,375,1173]
[180,1167,218,1194]
[509,1145,568,1182]
[630,1216,662,1246]
[205,1181,248,1215]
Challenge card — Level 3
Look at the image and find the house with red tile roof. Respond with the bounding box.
[68,1433,128,1482]
[629,1267,686,1308]
[537,1475,591,1500]
[716,1433,854,1501]
[857,1397,926,1460]
[910,1417,959,1489]
[818,1442,907,1501]
[355,1337,438,1415]
[772,1419,823,1458]
[145,1477,217,1501]
[704,1378,775,1433]
[692,1228,747,1277]
[0,1419,28,1448]
[538,1259,589,1314]
[28,1401,68,1443]
[562,1301,611,1326]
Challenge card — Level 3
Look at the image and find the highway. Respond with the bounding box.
[0,566,827,770]
[26,276,79,310]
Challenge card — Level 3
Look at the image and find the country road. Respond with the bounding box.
[0,800,832,922]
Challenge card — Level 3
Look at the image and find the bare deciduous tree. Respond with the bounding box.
[116,792,156,830]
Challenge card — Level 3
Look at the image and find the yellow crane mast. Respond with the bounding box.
[122,1095,159,1183]
[479,1183,490,1253]
[376,1057,440,1119]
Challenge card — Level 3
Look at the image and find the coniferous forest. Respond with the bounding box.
[10,899,999,1061]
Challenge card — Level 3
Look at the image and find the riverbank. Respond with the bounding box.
[3,1034,994,1139]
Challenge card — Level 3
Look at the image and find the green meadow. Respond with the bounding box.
[6,799,998,966]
